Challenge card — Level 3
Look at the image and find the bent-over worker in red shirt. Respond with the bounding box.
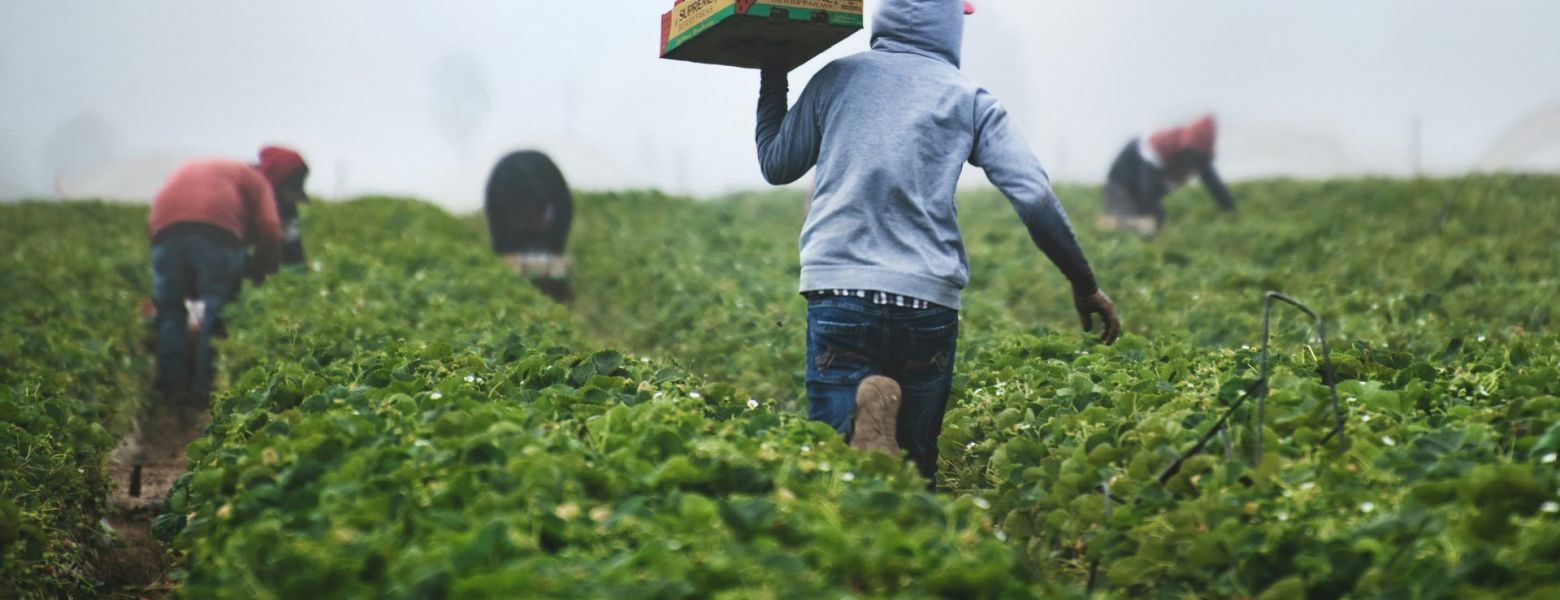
[147,159,281,405]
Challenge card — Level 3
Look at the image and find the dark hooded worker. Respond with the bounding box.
[255,146,311,269]
[484,150,575,302]
[746,0,1120,488]
[1100,115,1235,235]
[147,159,281,405]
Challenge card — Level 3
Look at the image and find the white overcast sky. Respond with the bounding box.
[2,1,1559,208]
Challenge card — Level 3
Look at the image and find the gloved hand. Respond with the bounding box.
[1075,289,1122,345]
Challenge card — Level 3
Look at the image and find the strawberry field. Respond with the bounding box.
[3,176,1560,598]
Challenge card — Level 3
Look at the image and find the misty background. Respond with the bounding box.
[2,0,1559,210]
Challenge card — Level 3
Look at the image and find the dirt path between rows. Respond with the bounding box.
[97,404,210,599]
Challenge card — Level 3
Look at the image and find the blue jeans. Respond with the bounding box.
[151,233,246,402]
[805,296,959,484]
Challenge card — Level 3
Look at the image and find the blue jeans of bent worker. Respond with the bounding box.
[805,296,959,485]
[151,232,245,403]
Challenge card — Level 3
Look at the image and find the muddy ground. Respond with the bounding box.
[96,404,209,599]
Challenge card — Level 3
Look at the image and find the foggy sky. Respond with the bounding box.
[3,1,1559,208]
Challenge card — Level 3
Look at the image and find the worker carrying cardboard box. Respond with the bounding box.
[146,158,282,406]
[742,0,1121,489]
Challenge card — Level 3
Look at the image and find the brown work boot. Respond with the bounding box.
[851,376,902,455]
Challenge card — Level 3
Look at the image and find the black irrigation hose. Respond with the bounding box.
[1156,378,1267,485]
[1154,292,1346,484]
[129,464,143,498]
[1091,378,1260,594]
[1082,291,1348,592]
[1258,291,1348,462]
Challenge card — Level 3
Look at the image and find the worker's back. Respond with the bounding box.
[149,159,278,246]
[773,0,987,308]
[484,150,573,255]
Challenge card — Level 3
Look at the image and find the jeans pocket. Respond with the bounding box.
[900,314,958,392]
[807,318,875,386]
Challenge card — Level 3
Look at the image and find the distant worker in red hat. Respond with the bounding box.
[147,158,281,405]
[255,146,311,270]
[1100,115,1236,235]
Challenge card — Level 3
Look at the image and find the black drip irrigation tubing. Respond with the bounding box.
[1154,378,1267,485]
[1084,291,1347,594]
[1258,292,1349,459]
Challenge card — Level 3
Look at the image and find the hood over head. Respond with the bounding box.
[871,0,967,67]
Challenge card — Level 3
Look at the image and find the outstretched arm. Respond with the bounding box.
[971,93,1096,295]
[971,92,1119,344]
[1199,164,1236,212]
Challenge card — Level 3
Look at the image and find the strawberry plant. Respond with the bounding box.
[165,198,1039,598]
[564,176,1560,597]
[1,201,151,597]
[5,175,1558,598]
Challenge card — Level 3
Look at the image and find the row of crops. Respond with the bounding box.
[3,176,1559,598]
[159,199,1018,598]
[567,176,1560,592]
[1,204,151,595]
[567,177,1560,597]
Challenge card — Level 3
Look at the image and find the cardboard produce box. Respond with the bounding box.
[660,0,864,71]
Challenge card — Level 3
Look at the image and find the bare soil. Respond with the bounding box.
[96,403,210,598]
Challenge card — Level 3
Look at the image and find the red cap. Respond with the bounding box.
[964,1,975,15]
[256,146,307,185]
[1185,115,1217,155]
[1149,115,1218,160]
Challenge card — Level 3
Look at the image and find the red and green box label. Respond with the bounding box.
[660,0,864,69]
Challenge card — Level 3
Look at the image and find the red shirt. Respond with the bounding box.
[148,160,282,248]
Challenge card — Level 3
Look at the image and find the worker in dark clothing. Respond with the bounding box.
[255,146,310,270]
[485,150,574,302]
[147,159,282,405]
[1100,115,1235,235]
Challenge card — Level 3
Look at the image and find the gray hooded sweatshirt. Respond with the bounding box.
[756,0,1096,310]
